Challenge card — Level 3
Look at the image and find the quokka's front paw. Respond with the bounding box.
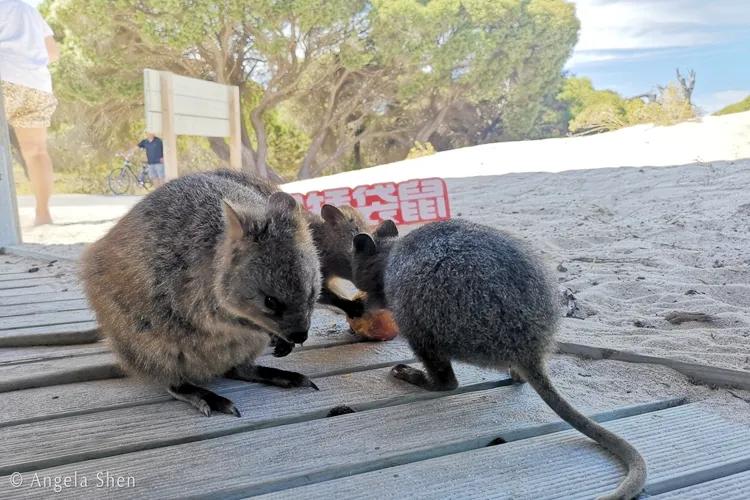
[271,336,295,357]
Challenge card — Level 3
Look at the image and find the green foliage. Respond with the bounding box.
[40,0,579,187]
[559,77,696,135]
[406,141,436,159]
[714,95,750,116]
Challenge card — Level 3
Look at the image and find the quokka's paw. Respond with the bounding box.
[169,385,242,418]
[272,338,295,357]
[282,372,319,391]
[391,364,428,386]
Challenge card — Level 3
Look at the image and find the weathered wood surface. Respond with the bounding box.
[0,298,89,318]
[0,363,508,475]
[0,391,680,498]
[0,321,99,347]
[257,402,750,500]
[0,290,86,307]
[0,266,748,499]
[648,469,750,499]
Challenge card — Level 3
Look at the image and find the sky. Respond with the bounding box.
[567,0,750,112]
[25,0,750,113]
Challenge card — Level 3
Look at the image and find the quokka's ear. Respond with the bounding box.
[267,192,298,217]
[353,233,377,256]
[321,204,348,226]
[374,219,398,238]
[222,199,246,240]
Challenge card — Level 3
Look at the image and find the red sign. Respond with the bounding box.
[291,177,451,224]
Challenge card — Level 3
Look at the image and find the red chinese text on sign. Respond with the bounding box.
[290,177,451,224]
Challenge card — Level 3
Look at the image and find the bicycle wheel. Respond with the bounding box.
[108,167,133,195]
[141,172,153,190]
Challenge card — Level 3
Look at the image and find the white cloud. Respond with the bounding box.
[567,0,750,67]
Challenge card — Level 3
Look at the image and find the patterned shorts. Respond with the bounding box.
[1,81,58,129]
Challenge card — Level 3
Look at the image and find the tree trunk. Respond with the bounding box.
[414,102,453,143]
[249,108,269,178]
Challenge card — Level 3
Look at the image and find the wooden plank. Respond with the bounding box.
[172,73,230,102]
[0,309,95,330]
[0,272,59,282]
[648,470,750,499]
[0,352,119,393]
[0,277,60,290]
[0,290,86,307]
[0,284,63,298]
[0,342,109,365]
[0,326,364,426]
[146,111,231,138]
[0,335,409,393]
[559,342,750,390]
[228,85,242,170]
[159,71,179,180]
[255,402,749,500]
[0,391,681,498]
[0,363,510,475]
[0,332,394,425]
[0,298,89,318]
[0,321,99,347]
[0,86,22,246]
[145,91,230,119]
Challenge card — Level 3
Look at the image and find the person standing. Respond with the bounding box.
[132,132,166,188]
[0,0,59,225]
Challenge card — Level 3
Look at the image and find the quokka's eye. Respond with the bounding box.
[265,295,281,312]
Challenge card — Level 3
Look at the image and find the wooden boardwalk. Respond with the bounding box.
[1,257,750,499]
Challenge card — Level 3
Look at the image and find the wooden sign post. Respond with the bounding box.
[0,88,22,246]
[144,69,242,179]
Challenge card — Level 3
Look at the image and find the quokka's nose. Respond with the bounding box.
[288,330,308,344]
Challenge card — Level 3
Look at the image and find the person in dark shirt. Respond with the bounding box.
[132,132,165,187]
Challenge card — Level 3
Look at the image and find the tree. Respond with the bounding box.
[44,0,579,181]
[558,76,696,135]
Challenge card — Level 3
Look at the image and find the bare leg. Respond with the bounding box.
[391,346,458,391]
[14,127,53,225]
[168,382,240,417]
[226,364,319,390]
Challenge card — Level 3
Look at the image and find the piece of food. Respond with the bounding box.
[346,292,399,341]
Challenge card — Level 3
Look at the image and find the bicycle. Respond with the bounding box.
[108,153,153,195]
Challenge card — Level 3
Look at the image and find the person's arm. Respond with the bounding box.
[45,36,60,64]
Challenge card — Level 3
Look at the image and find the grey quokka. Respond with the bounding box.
[270,204,368,356]
[81,170,321,417]
[351,219,646,500]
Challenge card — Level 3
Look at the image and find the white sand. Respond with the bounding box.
[9,111,750,373]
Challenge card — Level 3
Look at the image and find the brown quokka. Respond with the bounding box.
[81,170,321,417]
[351,219,647,500]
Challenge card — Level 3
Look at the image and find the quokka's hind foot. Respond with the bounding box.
[168,383,241,417]
[226,364,319,390]
[391,361,458,392]
[509,366,526,384]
